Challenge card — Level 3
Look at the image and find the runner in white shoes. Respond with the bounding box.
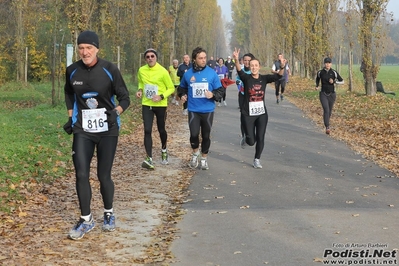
[178,47,224,170]
[233,48,285,169]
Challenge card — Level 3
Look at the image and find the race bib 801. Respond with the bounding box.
[191,83,209,98]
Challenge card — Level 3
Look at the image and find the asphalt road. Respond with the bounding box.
[170,84,399,266]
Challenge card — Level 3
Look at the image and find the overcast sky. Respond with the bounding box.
[217,0,398,21]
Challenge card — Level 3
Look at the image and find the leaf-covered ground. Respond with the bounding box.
[286,76,399,177]
[0,103,194,265]
[1,77,398,265]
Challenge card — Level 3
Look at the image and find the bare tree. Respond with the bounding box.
[353,0,389,95]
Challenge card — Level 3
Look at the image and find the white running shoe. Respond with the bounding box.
[189,152,200,169]
[201,158,209,170]
[182,109,188,115]
[253,158,263,169]
[223,101,227,106]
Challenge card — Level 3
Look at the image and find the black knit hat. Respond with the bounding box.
[144,48,158,58]
[77,31,99,48]
[324,57,332,63]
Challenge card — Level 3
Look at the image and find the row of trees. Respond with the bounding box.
[0,0,227,86]
[1,0,397,96]
[230,0,397,95]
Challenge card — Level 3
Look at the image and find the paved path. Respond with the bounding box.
[170,85,399,266]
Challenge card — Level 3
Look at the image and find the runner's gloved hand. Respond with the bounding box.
[63,117,73,135]
[105,110,118,125]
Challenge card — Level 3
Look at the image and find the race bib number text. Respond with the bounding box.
[192,83,209,98]
[82,108,109,133]
[144,84,159,99]
[249,101,265,116]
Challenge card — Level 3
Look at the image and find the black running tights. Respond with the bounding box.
[72,133,118,216]
[142,105,168,158]
[188,111,214,154]
[241,112,268,159]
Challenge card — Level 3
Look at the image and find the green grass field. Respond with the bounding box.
[337,64,399,93]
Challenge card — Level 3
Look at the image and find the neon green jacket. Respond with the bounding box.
[168,65,180,86]
[138,63,175,107]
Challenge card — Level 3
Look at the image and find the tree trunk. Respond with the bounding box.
[348,50,353,92]
[15,1,25,82]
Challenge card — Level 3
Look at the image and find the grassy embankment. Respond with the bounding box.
[0,77,140,212]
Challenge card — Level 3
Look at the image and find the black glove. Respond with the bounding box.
[105,110,118,125]
[236,80,240,85]
[63,117,73,135]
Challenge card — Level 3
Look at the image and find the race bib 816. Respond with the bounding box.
[82,108,109,133]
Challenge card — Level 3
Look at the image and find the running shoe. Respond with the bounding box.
[161,149,169,165]
[280,94,284,101]
[189,152,200,169]
[326,127,330,135]
[102,213,116,232]
[201,158,209,170]
[276,98,279,104]
[223,101,227,106]
[182,109,188,115]
[68,216,95,240]
[142,156,155,170]
[253,158,263,169]
[240,134,246,149]
[218,102,221,107]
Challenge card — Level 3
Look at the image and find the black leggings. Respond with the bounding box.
[319,91,336,128]
[72,133,118,216]
[275,79,286,96]
[142,105,167,157]
[218,90,227,102]
[241,112,268,159]
[188,111,214,154]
